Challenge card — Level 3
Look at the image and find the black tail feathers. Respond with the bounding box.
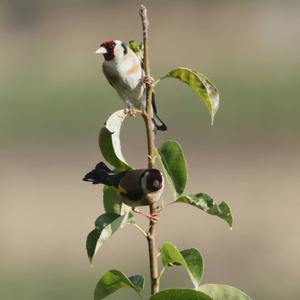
[151,94,167,132]
[83,162,115,185]
[152,114,167,131]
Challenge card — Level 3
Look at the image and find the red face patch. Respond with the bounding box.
[101,40,115,48]
[100,40,116,61]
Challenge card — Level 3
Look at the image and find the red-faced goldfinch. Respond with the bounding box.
[95,40,167,131]
[83,162,164,220]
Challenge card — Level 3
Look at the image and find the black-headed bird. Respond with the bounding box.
[95,39,167,131]
[83,162,164,220]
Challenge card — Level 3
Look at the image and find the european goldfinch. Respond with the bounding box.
[95,40,167,131]
[83,162,164,220]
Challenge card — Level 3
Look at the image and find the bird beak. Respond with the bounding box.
[95,46,107,54]
[153,180,160,189]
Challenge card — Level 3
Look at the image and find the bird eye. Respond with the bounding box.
[110,43,115,48]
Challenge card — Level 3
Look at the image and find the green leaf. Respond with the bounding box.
[99,110,130,171]
[161,67,219,124]
[128,40,141,53]
[128,40,143,61]
[160,243,203,289]
[103,186,131,215]
[181,248,204,287]
[149,289,213,300]
[129,275,145,291]
[86,213,134,262]
[161,243,185,267]
[176,193,233,227]
[94,270,144,300]
[158,140,187,196]
[199,284,252,300]
[86,229,100,263]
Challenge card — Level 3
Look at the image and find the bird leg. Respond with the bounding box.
[126,107,137,117]
[133,208,159,221]
[142,75,154,86]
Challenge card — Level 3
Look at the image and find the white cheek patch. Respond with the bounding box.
[153,180,160,189]
[114,44,126,59]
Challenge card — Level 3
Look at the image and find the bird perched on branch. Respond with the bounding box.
[83,162,164,220]
[95,39,167,131]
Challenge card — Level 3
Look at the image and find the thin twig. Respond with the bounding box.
[131,223,148,238]
[139,5,159,295]
[157,266,166,285]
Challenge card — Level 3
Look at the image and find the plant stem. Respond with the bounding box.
[157,266,166,285]
[139,5,159,295]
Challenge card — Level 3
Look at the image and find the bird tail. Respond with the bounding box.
[152,94,167,132]
[152,113,167,131]
[83,162,119,186]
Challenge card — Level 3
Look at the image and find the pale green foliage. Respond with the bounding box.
[86,213,134,263]
[98,109,130,171]
[149,289,213,300]
[158,140,187,196]
[160,67,219,124]
[103,186,131,215]
[94,270,144,300]
[176,193,233,227]
[160,243,203,289]
[199,284,252,300]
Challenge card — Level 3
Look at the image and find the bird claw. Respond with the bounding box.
[149,213,159,222]
[127,107,137,117]
[142,75,154,86]
[133,208,160,222]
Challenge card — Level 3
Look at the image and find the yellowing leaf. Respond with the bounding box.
[161,68,219,124]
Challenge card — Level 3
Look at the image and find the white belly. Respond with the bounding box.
[102,57,146,109]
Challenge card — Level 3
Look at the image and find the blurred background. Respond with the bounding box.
[1,0,299,299]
